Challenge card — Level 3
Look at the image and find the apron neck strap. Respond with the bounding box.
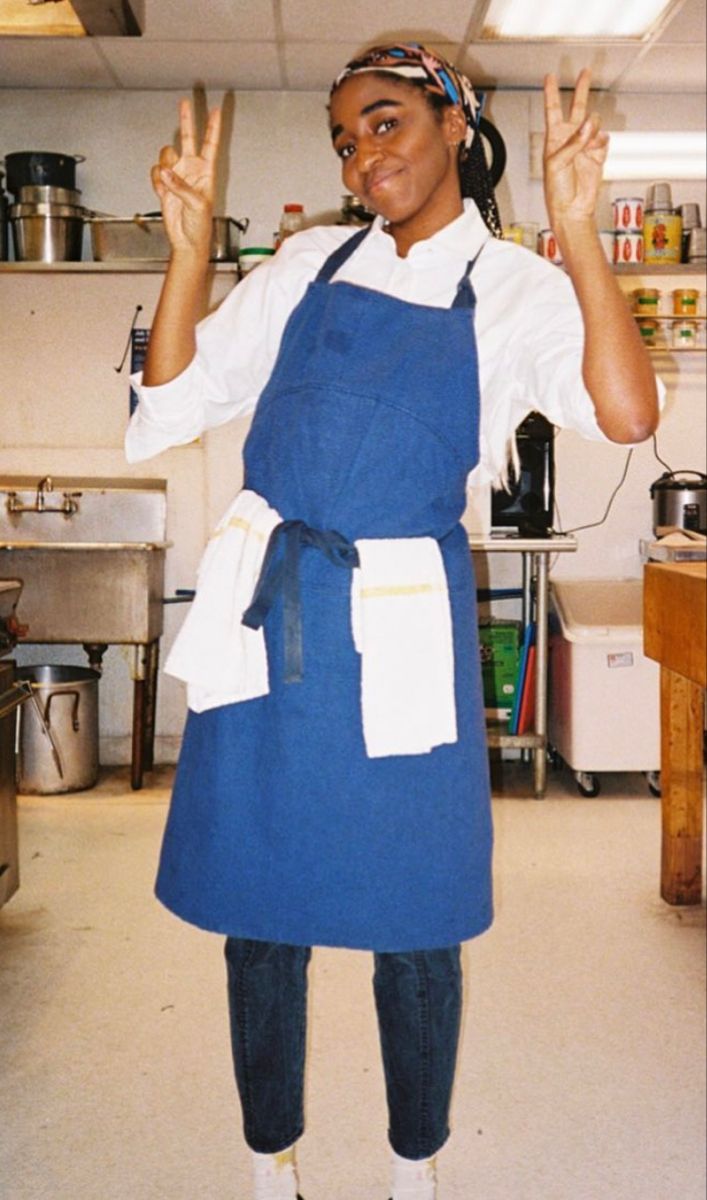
[315,223,486,309]
[451,243,485,310]
[316,226,371,282]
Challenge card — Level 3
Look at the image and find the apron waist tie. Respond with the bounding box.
[241,519,360,683]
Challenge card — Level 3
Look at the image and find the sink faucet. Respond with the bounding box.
[36,476,53,512]
[5,476,80,517]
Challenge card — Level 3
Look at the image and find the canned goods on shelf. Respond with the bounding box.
[644,211,682,264]
[614,232,644,265]
[537,229,563,264]
[646,182,673,212]
[632,288,661,315]
[687,226,706,262]
[613,197,644,232]
[673,287,700,315]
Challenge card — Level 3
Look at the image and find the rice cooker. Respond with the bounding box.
[650,470,707,536]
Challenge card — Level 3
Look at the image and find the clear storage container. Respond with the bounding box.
[548,579,660,795]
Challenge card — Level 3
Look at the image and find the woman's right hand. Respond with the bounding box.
[151,99,222,260]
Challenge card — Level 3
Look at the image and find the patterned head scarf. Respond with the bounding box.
[331,42,483,155]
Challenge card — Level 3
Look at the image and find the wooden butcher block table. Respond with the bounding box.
[644,562,706,906]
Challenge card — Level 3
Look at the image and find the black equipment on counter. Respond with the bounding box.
[491,412,555,538]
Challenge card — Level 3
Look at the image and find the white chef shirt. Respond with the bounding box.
[125,200,652,486]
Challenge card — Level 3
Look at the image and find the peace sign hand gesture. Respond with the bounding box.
[151,99,222,258]
[543,68,609,227]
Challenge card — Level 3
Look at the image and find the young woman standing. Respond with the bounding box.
[126,43,660,1200]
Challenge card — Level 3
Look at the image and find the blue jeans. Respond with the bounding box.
[224,938,463,1160]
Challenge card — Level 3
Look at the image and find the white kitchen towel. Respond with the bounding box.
[165,488,282,712]
[351,537,457,758]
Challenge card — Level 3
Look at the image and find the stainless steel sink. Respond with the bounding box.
[0,476,168,643]
[0,476,170,790]
[0,475,166,546]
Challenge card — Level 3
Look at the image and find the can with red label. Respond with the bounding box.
[613,197,644,232]
[614,232,644,264]
[537,228,563,264]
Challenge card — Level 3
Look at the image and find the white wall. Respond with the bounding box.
[1,86,705,761]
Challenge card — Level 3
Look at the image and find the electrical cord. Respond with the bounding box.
[558,447,634,534]
[114,304,143,373]
[651,432,701,480]
[652,433,673,474]
[550,430,676,547]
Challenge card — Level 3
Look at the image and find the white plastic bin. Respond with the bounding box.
[548,580,660,793]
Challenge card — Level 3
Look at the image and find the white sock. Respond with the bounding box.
[251,1144,299,1200]
[391,1149,437,1200]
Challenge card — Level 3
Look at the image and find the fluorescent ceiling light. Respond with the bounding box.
[603,131,707,180]
[482,0,677,39]
[529,130,706,179]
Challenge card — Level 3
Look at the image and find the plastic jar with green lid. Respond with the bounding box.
[632,287,661,315]
[238,247,275,276]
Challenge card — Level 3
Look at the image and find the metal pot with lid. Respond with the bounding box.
[650,470,707,536]
[4,151,85,196]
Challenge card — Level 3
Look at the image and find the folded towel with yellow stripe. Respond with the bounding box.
[165,488,281,711]
[165,488,457,757]
[351,537,457,757]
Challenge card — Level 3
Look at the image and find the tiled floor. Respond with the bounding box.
[1,763,705,1200]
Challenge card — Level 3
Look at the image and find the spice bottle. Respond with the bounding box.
[277,203,305,247]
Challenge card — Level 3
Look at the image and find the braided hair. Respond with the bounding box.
[331,43,503,239]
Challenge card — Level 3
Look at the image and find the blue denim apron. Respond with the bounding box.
[155,227,493,952]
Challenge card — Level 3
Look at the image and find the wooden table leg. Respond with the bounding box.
[660,666,704,906]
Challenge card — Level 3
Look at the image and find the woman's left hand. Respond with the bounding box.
[543,68,609,226]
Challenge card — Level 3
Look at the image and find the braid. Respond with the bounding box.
[415,83,504,239]
[460,137,503,239]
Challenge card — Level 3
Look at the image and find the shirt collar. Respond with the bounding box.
[369,199,490,261]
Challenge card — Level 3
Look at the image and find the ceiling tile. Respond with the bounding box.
[281,0,475,44]
[283,40,462,90]
[0,36,116,88]
[460,43,642,90]
[142,0,277,40]
[614,43,707,90]
[654,0,706,43]
[0,0,703,96]
[283,42,360,90]
[98,39,282,90]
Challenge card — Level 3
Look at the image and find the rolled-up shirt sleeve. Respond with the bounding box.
[470,242,667,487]
[515,254,666,442]
[125,247,305,464]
